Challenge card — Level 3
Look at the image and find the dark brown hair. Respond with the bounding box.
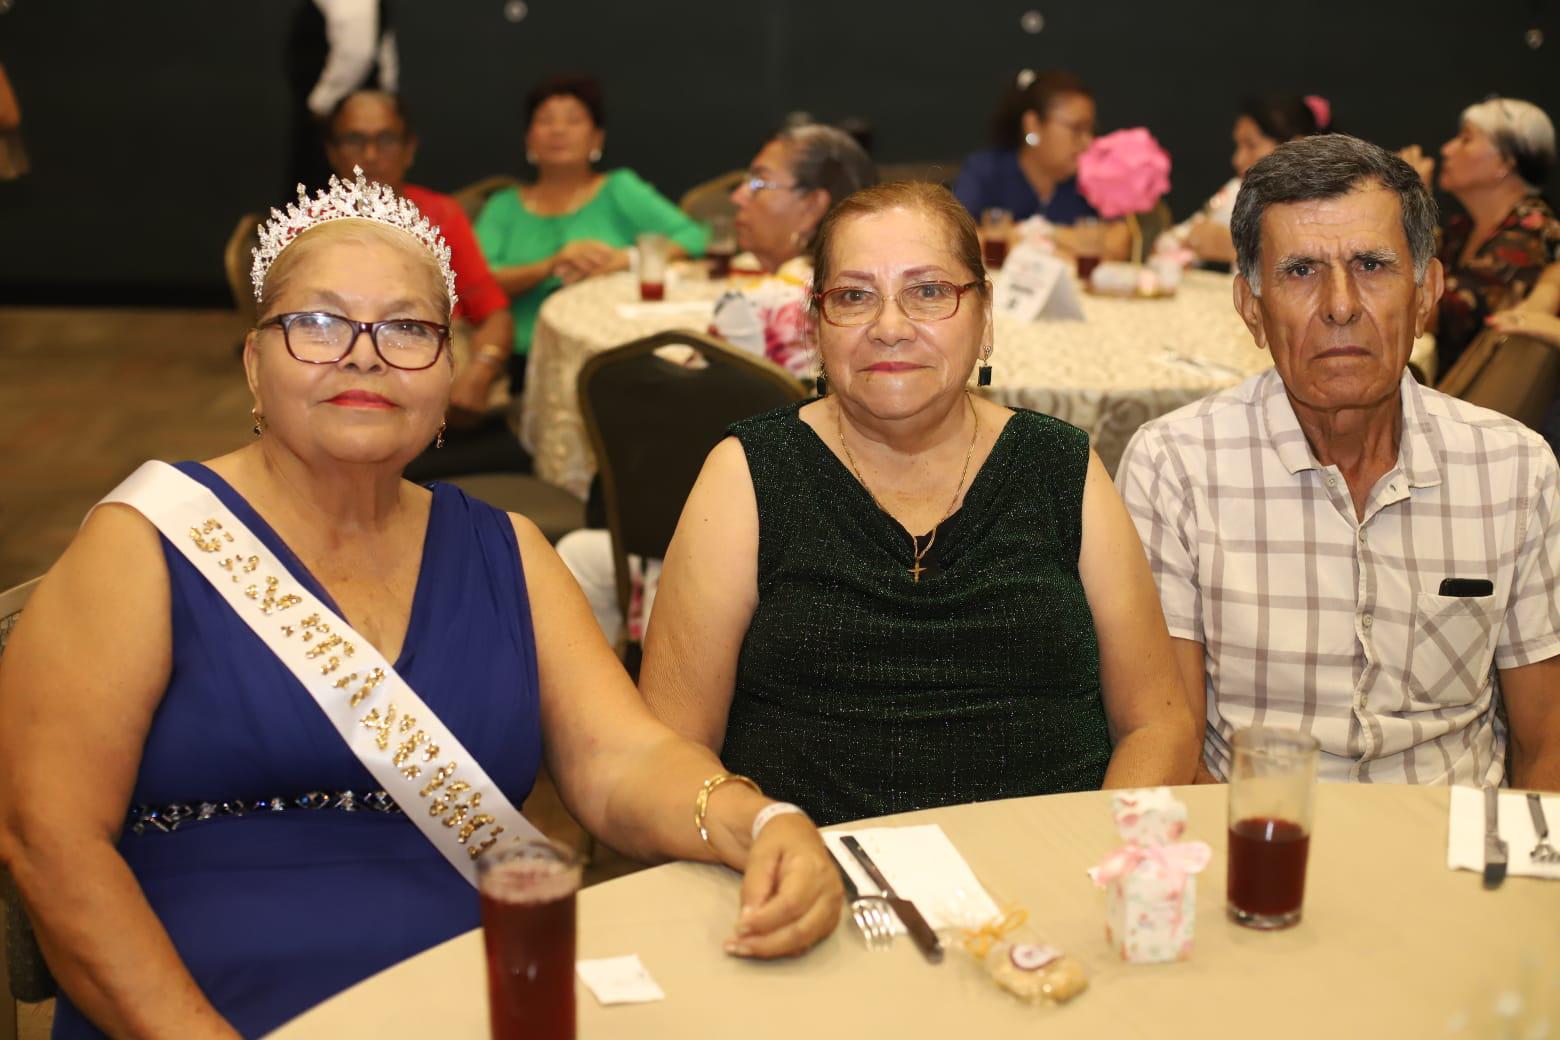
[991,69,1091,150]
[809,181,988,305]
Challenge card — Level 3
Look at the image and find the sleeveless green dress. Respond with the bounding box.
[721,403,1112,826]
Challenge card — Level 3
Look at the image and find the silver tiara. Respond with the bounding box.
[250,166,458,309]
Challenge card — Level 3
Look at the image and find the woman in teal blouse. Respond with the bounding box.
[475,74,707,377]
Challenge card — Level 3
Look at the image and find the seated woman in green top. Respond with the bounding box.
[475,74,707,380]
[639,181,1197,826]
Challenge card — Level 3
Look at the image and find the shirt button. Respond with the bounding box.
[1327,476,1337,487]
[1362,615,1374,629]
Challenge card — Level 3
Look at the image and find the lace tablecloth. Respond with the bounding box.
[521,269,1436,497]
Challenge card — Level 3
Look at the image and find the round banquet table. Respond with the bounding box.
[520,269,1436,498]
[270,784,1556,1040]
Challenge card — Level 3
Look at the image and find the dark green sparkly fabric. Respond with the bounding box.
[720,402,1111,826]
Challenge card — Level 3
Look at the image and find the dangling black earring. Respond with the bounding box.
[977,355,993,387]
[815,373,829,396]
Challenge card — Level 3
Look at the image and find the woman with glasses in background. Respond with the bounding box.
[639,181,1197,827]
[1401,96,1560,373]
[554,123,875,650]
[475,74,708,389]
[325,89,526,477]
[0,179,841,1039]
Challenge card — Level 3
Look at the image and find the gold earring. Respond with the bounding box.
[251,407,265,436]
[435,420,447,449]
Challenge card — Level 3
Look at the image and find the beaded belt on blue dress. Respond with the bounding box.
[127,790,402,834]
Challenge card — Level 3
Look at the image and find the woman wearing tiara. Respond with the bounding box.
[0,172,840,1039]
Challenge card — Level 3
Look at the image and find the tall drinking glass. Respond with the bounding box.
[706,215,737,279]
[479,840,581,1040]
[1073,217,1104,283]
[980,208,1013,269]
[637,232,669,301]
[1226,727,1319,929]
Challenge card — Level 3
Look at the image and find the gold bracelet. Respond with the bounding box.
[694,772,761,853]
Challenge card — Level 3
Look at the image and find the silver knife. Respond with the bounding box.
[1483,784,1508,889]
[839,835,944,963]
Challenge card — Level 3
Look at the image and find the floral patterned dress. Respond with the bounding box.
[1437,195,1560,373]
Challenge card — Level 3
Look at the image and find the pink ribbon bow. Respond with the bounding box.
[1088,840,1212,899]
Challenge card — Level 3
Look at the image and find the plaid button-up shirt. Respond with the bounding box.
[1118,369,1559,785]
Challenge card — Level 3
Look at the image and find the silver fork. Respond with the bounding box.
[1527,794,1560,865]
[832,851,896,951]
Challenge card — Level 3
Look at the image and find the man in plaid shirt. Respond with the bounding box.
[1118,135,1559,789]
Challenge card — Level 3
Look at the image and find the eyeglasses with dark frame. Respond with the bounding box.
[257,311,450,370]
[332,131,409,155]
[814,281,985,327]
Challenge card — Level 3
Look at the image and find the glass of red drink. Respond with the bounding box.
[479,840,581,1040]
[1226,727,1319,930]
[980,208,1012,270]
[637,231,669,302]
[706,215,737,280]
[1072,218,1104,286]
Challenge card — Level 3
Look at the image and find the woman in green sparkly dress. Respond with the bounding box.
[640,181,1198,826]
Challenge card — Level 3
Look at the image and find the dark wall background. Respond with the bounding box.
[1,1,1556,304]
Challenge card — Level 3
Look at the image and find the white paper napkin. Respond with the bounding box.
[575,954,665,1005]
[612,301,714,322]
[1446,786,1560,880]
[823,824,1002,935]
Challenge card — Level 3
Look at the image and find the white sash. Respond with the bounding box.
[98,461,542,886]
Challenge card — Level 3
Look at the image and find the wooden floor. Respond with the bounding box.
[0,306,638,1040]
[0,306,253,591]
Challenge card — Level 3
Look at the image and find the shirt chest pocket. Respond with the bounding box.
[1407,593,1499,706]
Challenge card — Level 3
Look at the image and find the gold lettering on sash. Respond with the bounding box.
[428,780,471,818]
[331,672,360,690]
[360,704,398,750]
[304,634,345,659]
[470,825,506,859]
[399,714,417,733]
[400,763,422,779]
[457,813,495,844]
[442,790,482,828]
[422,742,441,762]
[393,729,429,767]
[348,667,386,708]
[188,519,235,553]
[419,762,458,798]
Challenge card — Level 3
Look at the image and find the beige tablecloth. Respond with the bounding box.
[271,784,1558,1040]
[523,270,1438,496]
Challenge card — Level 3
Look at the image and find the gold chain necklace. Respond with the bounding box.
[836,394,980,583]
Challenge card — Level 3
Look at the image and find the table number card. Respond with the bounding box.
[992,243,1085,322]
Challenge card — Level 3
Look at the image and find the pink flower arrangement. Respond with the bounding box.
[1077,128,1171,219]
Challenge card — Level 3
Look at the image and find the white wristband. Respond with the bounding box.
[751,802,808,842]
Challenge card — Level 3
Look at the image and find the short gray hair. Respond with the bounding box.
[774,124,878,208]
[1231,133,1438,295]
[1461,97,1556,190]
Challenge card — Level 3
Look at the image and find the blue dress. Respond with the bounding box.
[952,148,1099,225]
[53,464,542,1039]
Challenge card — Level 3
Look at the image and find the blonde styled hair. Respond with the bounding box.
[258,218,452,323]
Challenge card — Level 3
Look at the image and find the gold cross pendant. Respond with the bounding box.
[909,560,925,583]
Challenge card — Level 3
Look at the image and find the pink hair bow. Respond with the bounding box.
[1303,95,1332,131]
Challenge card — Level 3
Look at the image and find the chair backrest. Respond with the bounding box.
[451,174,521,223]
[578,331,808,622]
[678,170,745,225]
[1437,330,1560,431]
[0,577,56,1008]
[223,213,260,331]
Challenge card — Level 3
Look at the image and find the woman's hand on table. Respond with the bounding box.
[551,239,627,284]
[726,813,843,959]
[1486,307,1560,347]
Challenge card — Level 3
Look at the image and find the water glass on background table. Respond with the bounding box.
[637,232,669,301]
[480,840,582,1040]
[980,208,1012,269]
[1226,727,1319,929]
